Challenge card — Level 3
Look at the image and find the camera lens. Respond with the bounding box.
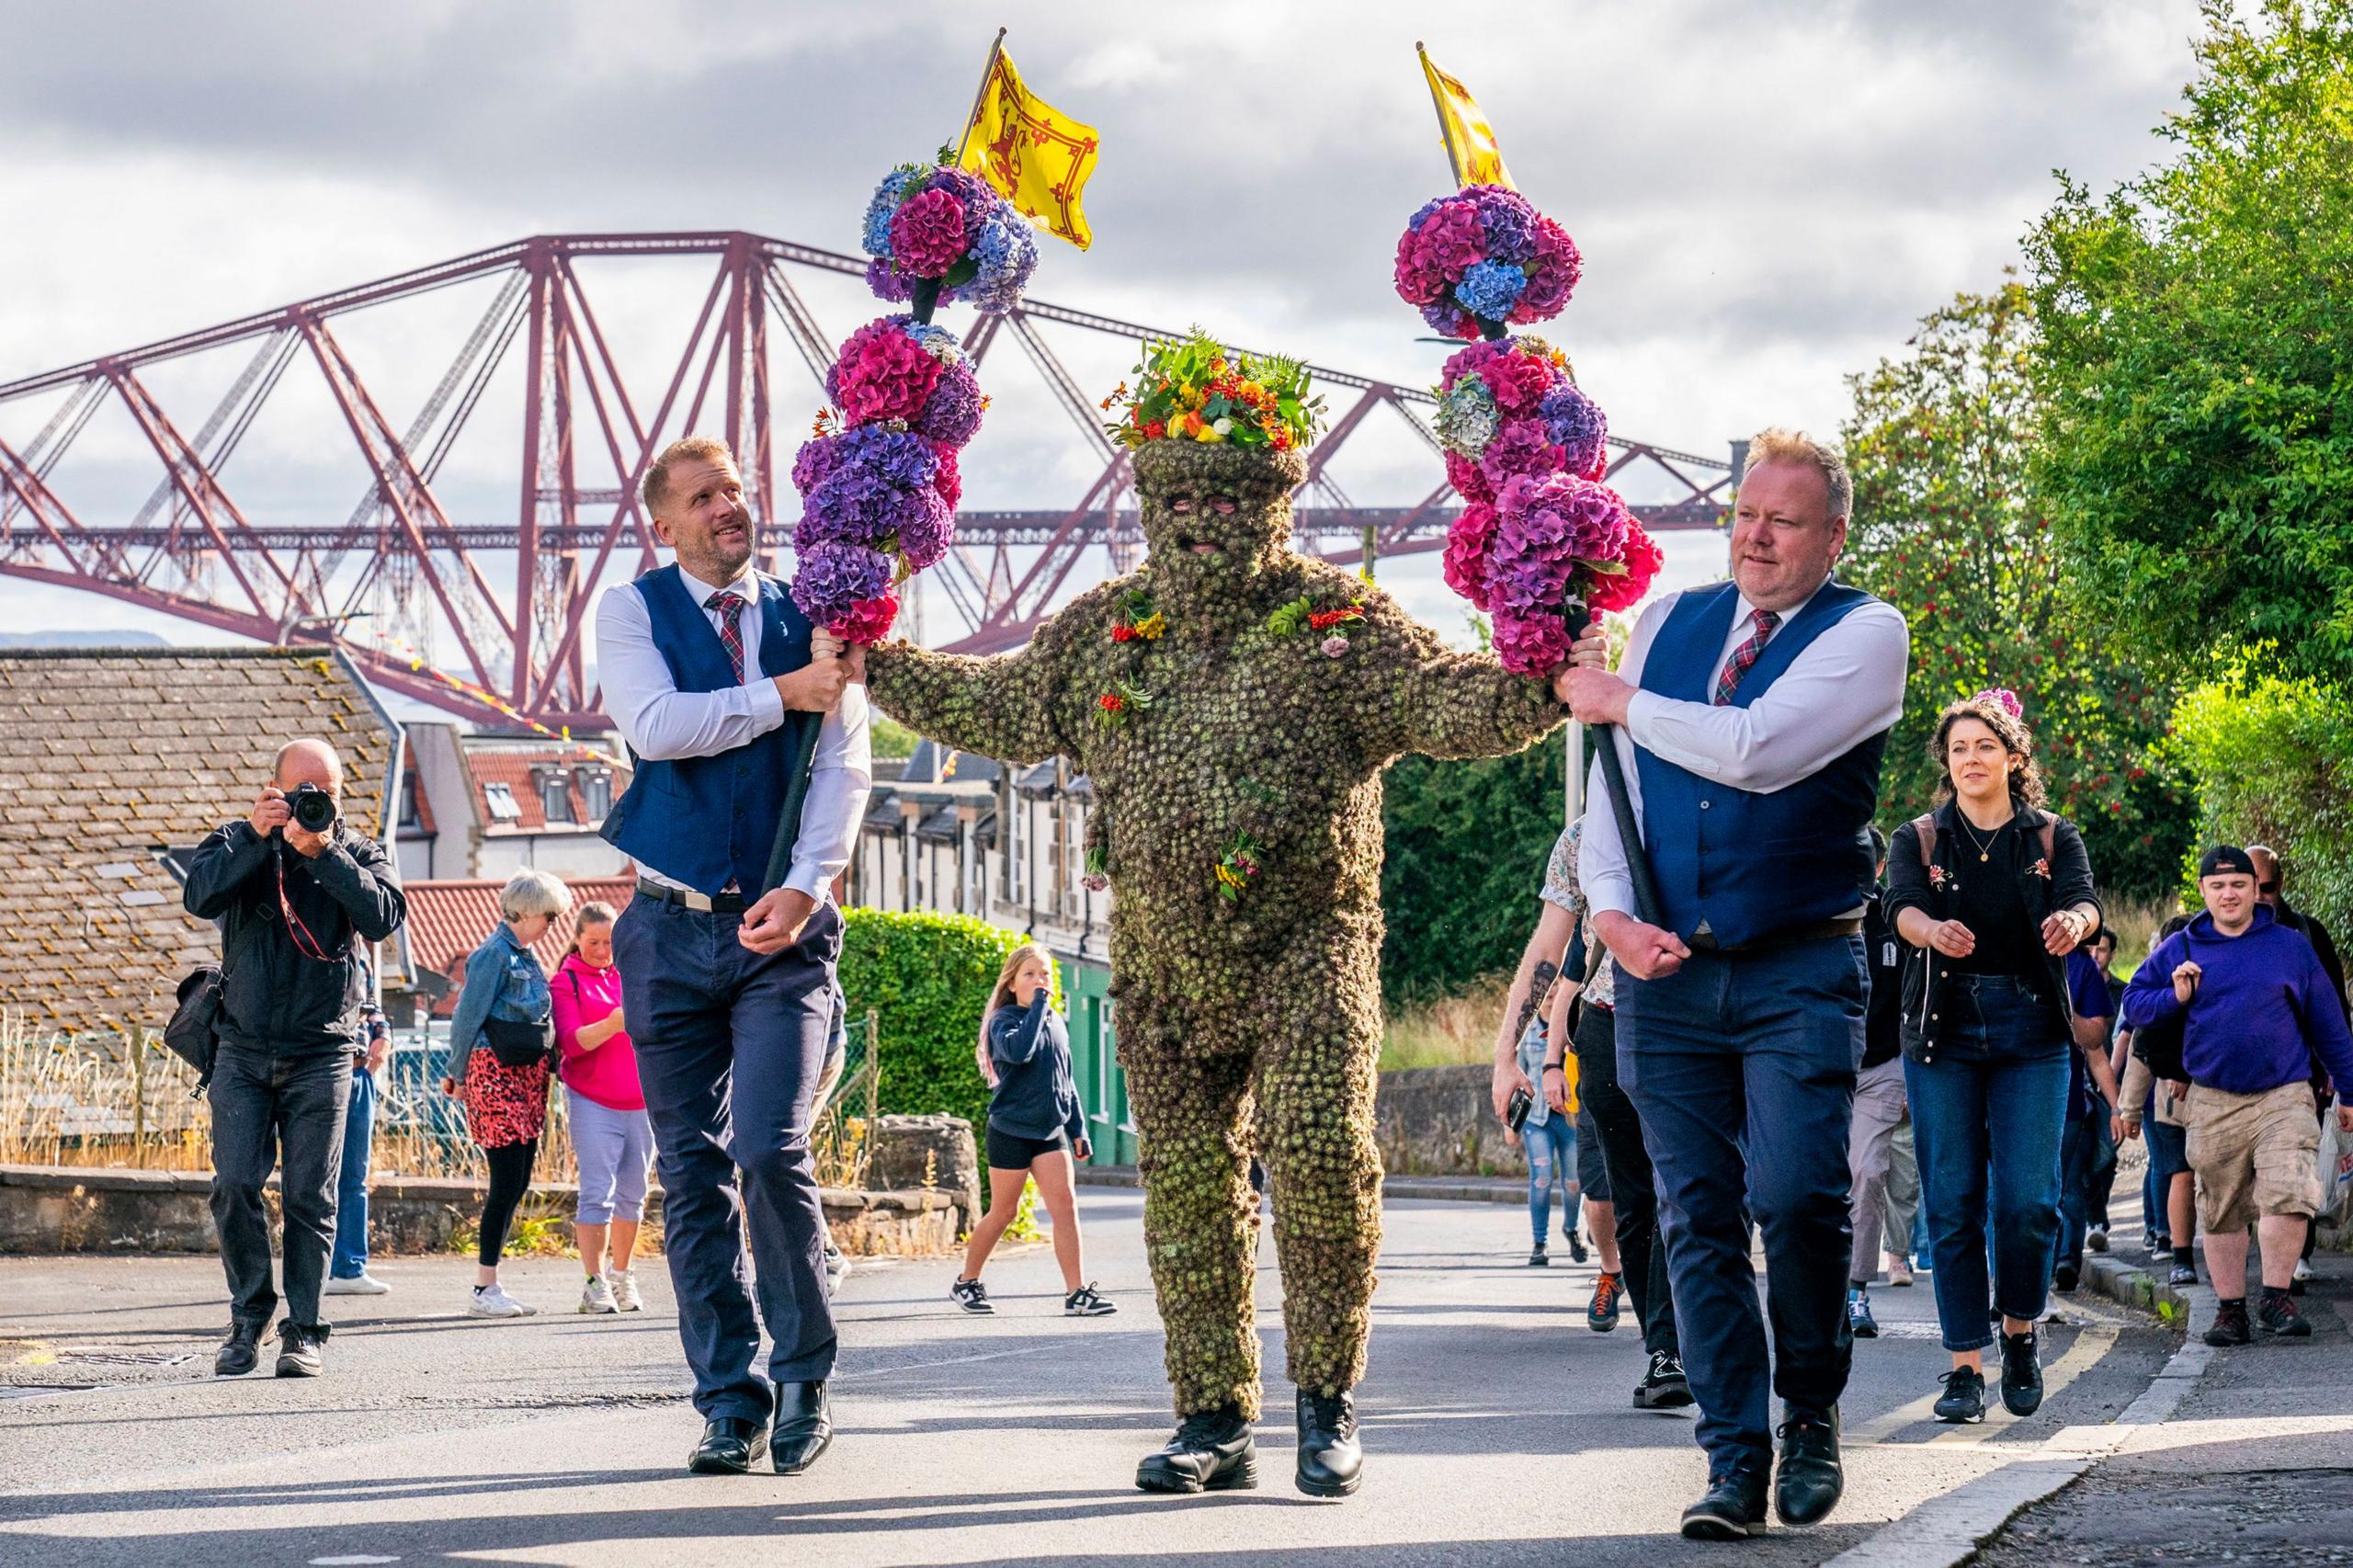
[291,786,336,834]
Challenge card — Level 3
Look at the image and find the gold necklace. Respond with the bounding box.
[1955,811,2009,864]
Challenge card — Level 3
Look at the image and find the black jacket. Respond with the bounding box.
[1884,801,2100,1062]
[1862,892,1904,1070]
[182,820,407,1057]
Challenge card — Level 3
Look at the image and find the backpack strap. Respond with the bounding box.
[1912,812,1937,868]
[2040,820,2057,866]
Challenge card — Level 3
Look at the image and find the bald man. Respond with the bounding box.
[183,738,406,1379]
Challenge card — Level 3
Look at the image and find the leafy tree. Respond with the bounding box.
[2026,0,2353,685]
[1380,737,1568,1005]
[1842,284,2188,897]
[2168,657,2353,933]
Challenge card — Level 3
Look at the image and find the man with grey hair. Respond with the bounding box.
[1557,428,1908,1539]
[183,738,407,1379]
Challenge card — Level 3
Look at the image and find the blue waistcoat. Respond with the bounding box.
[1632,579,1890,949]
[600,564,814,895]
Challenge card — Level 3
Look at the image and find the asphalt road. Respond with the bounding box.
[0,1192,2176,1566]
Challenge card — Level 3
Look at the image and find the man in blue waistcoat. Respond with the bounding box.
[595,435,870,1477]
[1560,427,1908,1540]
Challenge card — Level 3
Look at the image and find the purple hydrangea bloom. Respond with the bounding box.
[896,487,953,570]
[791,433,847,497]
[802,462,934,550]
[1467,186,1537,264]
[864,256,913,304]
[1404,194,1452,233]
[835,425,939,491]
[1421,297,1475,338]
[1540,383,1609,476]
[1455,259,1529,323]
[791,540,896,627]
[1488,472,1630,614]
[915,361,984,445]
[926,166,998,236]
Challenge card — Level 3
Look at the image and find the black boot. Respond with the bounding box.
[213,1320,265,1378]
[1679,1469,1768,1540]
[1774,1406,1843,1525]
[1135,1403,1256,1494]
[1294,1387,1363,1498]
[273,1320,328,1378]
[770,1380,834,1474]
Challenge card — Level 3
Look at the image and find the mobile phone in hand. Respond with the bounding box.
[1506,1085,1533,1133]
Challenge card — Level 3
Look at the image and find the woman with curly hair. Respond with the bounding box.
[1885,692,2116,1425]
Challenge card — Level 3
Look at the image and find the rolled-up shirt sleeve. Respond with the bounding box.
[1623,599,1909,792]
[1576,597,1669,921]
[782,683,873,903]
[597,583,787,762]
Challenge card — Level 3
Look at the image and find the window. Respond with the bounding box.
[482,782,521,823]
[1007,801,1026,902]
[398,773,420,829]
[578,768,613,820]
[1063,804,1087,919]
[540,774,574,824]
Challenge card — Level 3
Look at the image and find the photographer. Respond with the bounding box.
[183,739,406,1380]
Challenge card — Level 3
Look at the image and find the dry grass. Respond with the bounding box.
[1381,972,1516,1072]
[2100,893,2184,976]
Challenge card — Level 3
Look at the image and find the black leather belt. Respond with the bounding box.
[1688,916,1863,954]
[635,877,748,914]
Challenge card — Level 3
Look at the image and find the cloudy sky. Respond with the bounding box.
[0,0,2206,687]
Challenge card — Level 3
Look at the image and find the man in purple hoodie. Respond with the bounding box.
[2123,846,2353,1346]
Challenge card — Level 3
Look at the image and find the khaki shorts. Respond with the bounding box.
[2185,1080,2324,1232]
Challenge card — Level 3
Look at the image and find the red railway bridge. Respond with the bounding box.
[0,232,1731,732]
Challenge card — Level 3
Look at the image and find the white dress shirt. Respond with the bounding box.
[1577,577,1909,922]
[596,562,871,903]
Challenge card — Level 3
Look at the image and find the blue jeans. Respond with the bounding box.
[330,1063,376,1279]
[2054,1097,2116,1271]
[1904,975,2070,1352]
[1524,1112,1578,1246]
[616,895,840,1423]
[2144,1112,2191,1244]
[1619,935,1862,1478]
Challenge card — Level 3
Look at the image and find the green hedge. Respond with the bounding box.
[840,908,1030,1202]
[2168,665,2353,935]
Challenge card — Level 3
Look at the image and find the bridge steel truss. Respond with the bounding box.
[0,231,1731,731]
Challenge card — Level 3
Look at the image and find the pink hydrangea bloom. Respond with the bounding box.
[1482,350,1555,416]
[1445,449,1495,507]
[830,321,941,426]
[1515,217,1584,321]
[1478,417,1566,490]
[1393,231,1446,305]
[1407,199,1485,279]
[1491,608,1571,676]
[886,187,970,278]
[828,586,901,644]
[1586,518,1663,614]
[930,441,962,510]
[1441,501,1500,610]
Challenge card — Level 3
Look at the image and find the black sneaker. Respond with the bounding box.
[1998,1331,2043,1416]
[2257,1290,2312,1339]
[2052,1261,2080,1293]
[214,1320,264,1378]
[949,1277,993,1314]
[2170,1259,2200,1288]
[1136,1403,1256,1494]
[274,1320,327,1378]
[1933,1366,1987,1424]
[2204,1299,2253,1347]
[1634,1349,1694,1409]
[1528,1243,1550,1267]
[1565,1229,1588,1265]
[1064,1283,1118,1317]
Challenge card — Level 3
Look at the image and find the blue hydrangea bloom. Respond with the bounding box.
[1454,259,1528,323]
[861,167,922,257]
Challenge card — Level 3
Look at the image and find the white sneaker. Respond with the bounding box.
[824,1244,851,1297]
[578,1274,618,1314]
[2295,1257,2314,1283]
[324,1273,390,1296]
[468,1284,535,1318]
[608,1269,642,1312]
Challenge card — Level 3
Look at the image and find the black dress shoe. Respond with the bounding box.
[214,1320,264,1378]
[1679,1470,1767,1540]
[771,1381,834,1474]
[1774,1407,1843,1525]
[1135,1403,1256,1494]
[688,1416,767,1475]
[1998,1330,2043,1415]
[1294,1387,1363,1498]
[274,1320,328,1378]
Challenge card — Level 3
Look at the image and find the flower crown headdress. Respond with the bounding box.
[1972,687,2024,719]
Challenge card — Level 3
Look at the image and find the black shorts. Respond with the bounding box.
[985,1124,1069,1170]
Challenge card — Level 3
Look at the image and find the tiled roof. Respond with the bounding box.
[400,876,638,987]
[457,743,625,834]
[0,648,398,1036]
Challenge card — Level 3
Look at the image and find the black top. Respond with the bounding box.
[1949,817,2042,983]
[1862,893,1904,1070]
[984,994,1086,1144]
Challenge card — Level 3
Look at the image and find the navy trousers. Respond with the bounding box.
[1618,936,1862,1478]
[209,1045,352,1331]
[616,894,841,1424]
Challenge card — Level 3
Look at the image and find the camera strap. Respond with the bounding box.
[275,852,348,964]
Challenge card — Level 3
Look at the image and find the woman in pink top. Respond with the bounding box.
[551,901,654,1315]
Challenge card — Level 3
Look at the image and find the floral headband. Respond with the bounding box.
[1972,687,2024,719]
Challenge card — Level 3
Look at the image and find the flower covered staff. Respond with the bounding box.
[862,335,1564,1503]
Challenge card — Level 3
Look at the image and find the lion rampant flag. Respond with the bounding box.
[956,38,1101,251]
[1418,44,1514,189]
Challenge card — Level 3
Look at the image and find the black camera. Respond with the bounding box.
[288,782,337,835]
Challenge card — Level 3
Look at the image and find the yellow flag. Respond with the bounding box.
[1418,45,1514,189]
[956,43,1101,251]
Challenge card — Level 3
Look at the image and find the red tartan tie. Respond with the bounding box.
[706,590,747,683]
[1713,608,1781,705]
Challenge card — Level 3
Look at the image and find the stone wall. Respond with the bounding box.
[0,1165,965,1258]
[865,1113,982,1226]
[1374,1065,1528,1178]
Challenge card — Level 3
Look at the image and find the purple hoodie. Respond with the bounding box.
[2122,904,2353,1097]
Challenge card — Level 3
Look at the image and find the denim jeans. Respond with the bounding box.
[1618,936,1861,1477]
[1523,1110,1578,1246]
[1574,1004,1679,1361]
[1904,975,2070,1352]
[209,1045,352,1329]
[330,1063,375,1279]
[2054,1097,2116,1272]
